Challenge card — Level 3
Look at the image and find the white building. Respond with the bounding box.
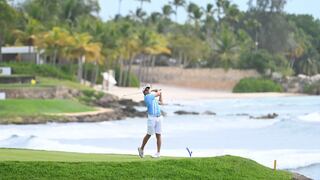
[1,46,44,64]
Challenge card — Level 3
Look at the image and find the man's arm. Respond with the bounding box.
[151,90,163,105]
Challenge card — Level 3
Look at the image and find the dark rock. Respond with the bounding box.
[250,113,278,119]
[95,94,120,108]
[120,106,147,118]
[174,110,200,115]
[236,113,250,116]
[202,111,216,115]
[119,99,144,107]
[292,173,312,180]
[161,110,167,117]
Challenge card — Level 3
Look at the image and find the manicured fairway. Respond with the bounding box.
[0,99,95,116]
[0,149,292,180]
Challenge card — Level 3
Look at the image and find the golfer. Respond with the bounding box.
[138,84,163,158]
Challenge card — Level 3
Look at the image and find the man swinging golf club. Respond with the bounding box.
[138,84,163,158]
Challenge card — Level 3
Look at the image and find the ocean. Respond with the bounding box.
[0,96,319,179]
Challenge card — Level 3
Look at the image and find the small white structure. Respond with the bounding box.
[0,92,5,100]
[0,67,11,76]
[102,70,117,91]
[1,46,44,64]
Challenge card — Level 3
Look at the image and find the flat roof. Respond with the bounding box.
[1,46,40,54]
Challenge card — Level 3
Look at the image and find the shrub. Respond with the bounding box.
[304,81,320,95]
[238,50,293,75]
[238,50,273,73]
[0,62,75,80]
[233,77,283,93]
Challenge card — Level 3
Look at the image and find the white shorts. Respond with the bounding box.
[147,115,163,135]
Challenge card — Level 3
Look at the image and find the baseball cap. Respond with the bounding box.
[141,84,151,92]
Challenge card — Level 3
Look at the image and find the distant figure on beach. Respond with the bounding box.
[138,84,163,158]
[101,71,117,91]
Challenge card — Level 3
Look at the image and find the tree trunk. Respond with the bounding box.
[141,55,147,83]
[126,55,134,87]
[151,54,156,70]
[149,56,156,83]
[0,34,3,62]
[137,54,144,82]
[177,51,182,67]
[77,56,84,82]
[145,55,152,83]
[91,62,98,87]
[84,63,88,83]
[53,49,58,65]
[122,63,128,87]
[183,53,188,68]
[118,58,124,86]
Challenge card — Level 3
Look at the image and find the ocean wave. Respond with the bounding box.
[0,135,135,154]
[298,112,320,122]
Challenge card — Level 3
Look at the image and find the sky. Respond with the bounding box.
[98,0,320,22]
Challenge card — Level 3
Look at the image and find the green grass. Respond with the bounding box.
[0,77,92,90]
[0,149,292,180]
[0,99,95,116]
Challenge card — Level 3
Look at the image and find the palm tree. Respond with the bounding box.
[244,19,261,51]
[211,25,240,70]
[118,0,123,15]
[36,27,74,65]
[162,5,174,20]
[135,0,151,10]
[202,3,216,38]
[130,8,147,22]
[0,0,16,62]
[297,57,319,76]
[123,34,140,86]
[67,33,102,82]
[187,3,203,31]
[144,33,171,82]
[171,0,185,22]
[216,0,230,22]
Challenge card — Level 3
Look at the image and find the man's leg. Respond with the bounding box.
[155,133,161,153]
[140,134,151,150]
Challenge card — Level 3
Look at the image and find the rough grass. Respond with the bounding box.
[0,99,95,117]
[0,149,292,180]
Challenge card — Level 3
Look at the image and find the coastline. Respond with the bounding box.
[0,84,306,125]
[106,83,306,102]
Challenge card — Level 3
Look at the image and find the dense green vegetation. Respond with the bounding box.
[233,78,283,93]
[304,80,320,95]
[0,99,95,116]
[79,89,105,105]
[1,0,320,89]
[0,149,291,180]
[0,62,75,80]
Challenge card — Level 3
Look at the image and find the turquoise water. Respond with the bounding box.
[0,96,319,179]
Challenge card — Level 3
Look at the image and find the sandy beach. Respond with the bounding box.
[105,84,304,103]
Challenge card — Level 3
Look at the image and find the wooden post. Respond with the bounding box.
[274,160,277,171]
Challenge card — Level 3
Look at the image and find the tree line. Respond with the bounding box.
[1,0,320,86]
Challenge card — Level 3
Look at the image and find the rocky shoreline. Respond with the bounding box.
[0,92,149,125]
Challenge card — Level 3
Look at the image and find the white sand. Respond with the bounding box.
[103,84,304,103]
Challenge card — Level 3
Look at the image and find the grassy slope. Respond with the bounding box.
[0,99,95,116]
[0,77,91,90]
[0,149,292,180]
